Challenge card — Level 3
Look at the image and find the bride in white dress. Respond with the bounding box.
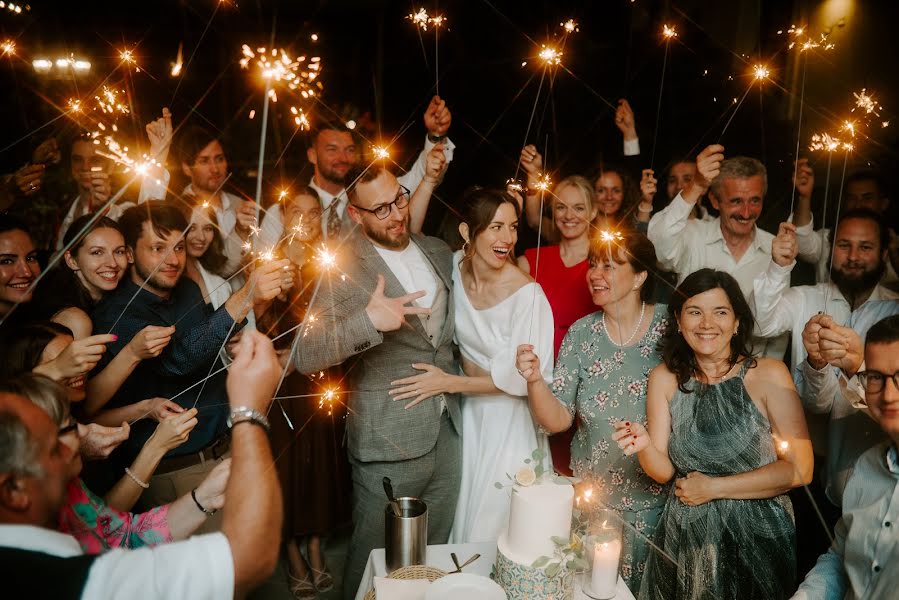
[391,188,554,543]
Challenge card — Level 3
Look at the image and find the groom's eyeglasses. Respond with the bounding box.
[350,185,411,220]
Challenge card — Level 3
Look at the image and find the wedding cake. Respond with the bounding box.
[494,479,575,599]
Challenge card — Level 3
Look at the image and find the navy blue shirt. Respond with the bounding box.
[92,277,242,460]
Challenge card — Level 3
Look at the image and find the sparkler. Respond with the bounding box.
[662,24,678,39]
[752,64,770,81]
[170,42,183,77]
[1,39,14,56]
[405,7,446,94]
[650,24,679,170]
[561,19,579,34]
[372,145,390,160]
[505,178,525,193]
[538,45,562,66]
[718,64,768,141]
[534,172,552,192]
[319,387,339,416]
[119,49,136,66]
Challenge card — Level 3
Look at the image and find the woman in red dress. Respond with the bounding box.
[518,174,598,475]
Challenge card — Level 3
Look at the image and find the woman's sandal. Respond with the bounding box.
[289,572,317,599]
[311,567,334,592]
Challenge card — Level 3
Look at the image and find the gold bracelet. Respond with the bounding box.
[124,467,150,489]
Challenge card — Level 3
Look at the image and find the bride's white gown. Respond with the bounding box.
[449,252,555,543]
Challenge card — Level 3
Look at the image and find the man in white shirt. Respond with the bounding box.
[752,208,899,393]
[259,95,455,248]
[793,165,899,290]
[647,144,784,357]
[140,110,256,276]
[0,330,283,599]
[295,163,462,598]
[55,137,135,250]
[792,314,899,600]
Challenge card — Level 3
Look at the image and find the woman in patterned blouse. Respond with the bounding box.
[515,230,669,594]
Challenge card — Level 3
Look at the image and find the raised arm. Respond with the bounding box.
[398,95,455,193]
[408,142,447,234]
[516,342,573,433]
[222,330,283,594]
[751,223,802,338]
[648,144,722,271]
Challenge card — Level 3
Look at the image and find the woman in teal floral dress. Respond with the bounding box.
[516,231,668,593]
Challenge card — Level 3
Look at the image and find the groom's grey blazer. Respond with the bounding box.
[295,227,462,463]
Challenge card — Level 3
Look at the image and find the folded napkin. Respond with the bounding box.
[373,576,431,599]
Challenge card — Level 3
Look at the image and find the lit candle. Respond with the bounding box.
[590,538,621,598]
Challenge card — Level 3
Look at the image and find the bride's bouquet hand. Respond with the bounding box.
[612,420,650,456]
[515,344,544,383]
[390,363,450,409]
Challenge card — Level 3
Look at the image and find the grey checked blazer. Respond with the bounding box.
[295,228,462,463]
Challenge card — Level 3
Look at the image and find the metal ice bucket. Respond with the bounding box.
[385,497,428,573]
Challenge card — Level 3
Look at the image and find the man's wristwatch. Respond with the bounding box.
[227,407,271,433]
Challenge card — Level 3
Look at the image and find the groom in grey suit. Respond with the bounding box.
[295,164,462,598]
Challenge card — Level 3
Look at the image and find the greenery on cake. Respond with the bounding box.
[493,448,574,490]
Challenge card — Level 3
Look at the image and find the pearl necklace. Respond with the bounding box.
[603,301,646,347]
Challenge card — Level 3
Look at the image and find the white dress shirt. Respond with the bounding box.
[374,241,438,309]
[647,192,785,357]
[258,135,456,249]
[751,258,899,393]
[791,442,899,600]
[0,524,234,599]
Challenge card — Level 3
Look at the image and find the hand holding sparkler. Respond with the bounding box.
[793,158,814,201]
[12,163,45,197]
[88,169,112,208]
[771,222,798,268]
[519,144,544,193]
[612,420,650,456]
[816,316,864,377]
[686,144,724,203]
[365,274,431,332]
[33,333,118,381]
[422,142,447,184]
[639,169,657,204]
[514,343,544,384]
[141,397,185,422]
[424,95,452,139]
[227,330,282,413]
[801,313,830,370]
[31,137,61,165]
[123,324,176,360]
[614,99,638,141]
[234,200,258,238]
[146,408,199,453]
[145,107,174,164]
[77,421,130,460]
[248,258,291,306]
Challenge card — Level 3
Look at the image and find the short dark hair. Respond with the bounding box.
[588,230,658,303]
[118,201,189,249]
[866,314,899,347]
[845,169,888,199]
[660,269,757,393]
[0,214,31,237]
[345,164,387,205]
[0,321,73,379]
[62,215,124,255]
[309,119,355,148]
[177,126,224,166]
[835,207,889,252]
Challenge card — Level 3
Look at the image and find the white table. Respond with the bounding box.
[355,541,636,600]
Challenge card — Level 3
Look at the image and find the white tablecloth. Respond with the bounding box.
[355,541,635,600]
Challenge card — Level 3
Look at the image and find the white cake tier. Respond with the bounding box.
[504,480,573,565]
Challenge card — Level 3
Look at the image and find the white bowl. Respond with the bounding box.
[425,573,507,600]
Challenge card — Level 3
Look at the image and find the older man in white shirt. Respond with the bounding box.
[647,144,784,357]
[259,95,455,248]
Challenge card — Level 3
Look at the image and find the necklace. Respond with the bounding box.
[697,360,739,384]
[603,301,646,347]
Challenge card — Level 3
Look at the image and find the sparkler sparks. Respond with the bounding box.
[752,64,770,80]
[534,173,552,192]
[841,120,856,138]
[505,178,525,193]
[317,248,337,270]
[406,8,445,31]
[662,24,678,39]
[782,25,835,52]
[319,387,339,415]
[852,88,881,117]
[290,106,310,130]
[599,230,624,243]
[170,42,183,77]
[239,45,323,101]
[808,133,842,152]
[119,49,136,65]
[538,45,562,66]
[1,39,14,56]
[372,145,390,160]
[561,19,579,34]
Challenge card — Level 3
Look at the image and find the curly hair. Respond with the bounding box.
[659,269,756,393]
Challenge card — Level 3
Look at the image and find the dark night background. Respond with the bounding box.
[1,0,896,242]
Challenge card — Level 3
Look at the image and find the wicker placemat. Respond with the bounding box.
[363,565,448,600]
